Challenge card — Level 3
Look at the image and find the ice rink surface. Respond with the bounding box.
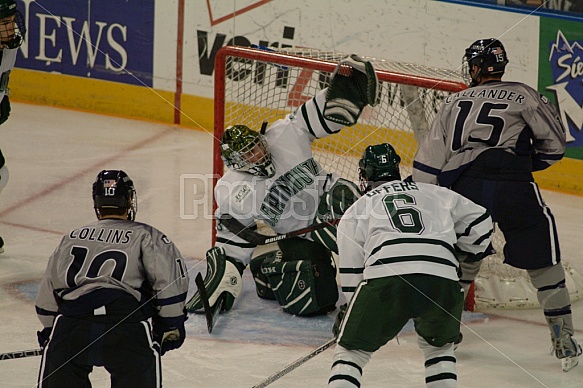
[1,102,583,387]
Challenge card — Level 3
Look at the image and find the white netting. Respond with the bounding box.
[214,45,583,310]
[473,225,583,309]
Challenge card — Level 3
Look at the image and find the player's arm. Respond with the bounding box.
[34,248,63,348]
[337,207,365,302]
[144,229,190,355]
[523,90,566,171]
[450,192,494,262]
[412,111,449,184]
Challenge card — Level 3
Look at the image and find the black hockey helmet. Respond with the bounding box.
[92,170,137,221]
[463,38,508,86]
[358,143,401,192]
[0,0,26,49]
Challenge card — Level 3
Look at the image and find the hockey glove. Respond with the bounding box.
[0,96,10,126]
[332,304,347,337]
[37,327,52,349]
[185,247,244,313]
[312,179,361,254]
[324,54,379,126]
[153,313,187,356]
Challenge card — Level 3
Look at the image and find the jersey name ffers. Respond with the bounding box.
[69,227,133,244]
[366,181,419,197]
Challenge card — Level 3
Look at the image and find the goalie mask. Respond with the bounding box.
[0,0,25,49]
[221,125,276,178]
[358,143,401,193]
[462,38,508,87]
[92,170,137,221]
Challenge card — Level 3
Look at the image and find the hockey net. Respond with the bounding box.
[213,45,583,310]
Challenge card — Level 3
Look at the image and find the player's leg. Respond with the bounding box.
[105,321,162,388]
[411,275,462,387]
[529,264,581,371]
[499,181,580,371]
[417,337,456,388]
[37,316,93,387]
[329,277,410,387]
[328,345,371,388]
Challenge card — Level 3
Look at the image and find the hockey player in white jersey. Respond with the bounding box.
[35,170,189,387]
[0,0,25,253]
[187,54,378,317]
[413,38,580,371]
[328,143,493,388]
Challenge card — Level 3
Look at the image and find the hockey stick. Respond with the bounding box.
[219,215,341,246]
[194,273,225,334]
[251,337,336,388]
[0,348,42,360]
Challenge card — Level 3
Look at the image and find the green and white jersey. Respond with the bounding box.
[215,89,345,266]
[337,180,492,301]
[0,48,17,100]
[413,80,566,186]
[35,218,189,328]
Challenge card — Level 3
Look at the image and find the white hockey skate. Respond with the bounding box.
[549,318,582,372]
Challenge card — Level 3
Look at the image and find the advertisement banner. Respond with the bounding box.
[16,0,154,86]
[539,18,583,159]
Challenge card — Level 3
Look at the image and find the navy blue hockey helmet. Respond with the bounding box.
[92,170,137,221]
[463,38,508,86]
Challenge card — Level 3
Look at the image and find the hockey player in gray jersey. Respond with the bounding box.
[329,143,493,388]
[0,0,25,253]
[187,54,378,317]
[413,38,580,371]
[35,170,189,387]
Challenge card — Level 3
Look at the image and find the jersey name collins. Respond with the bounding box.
[69,227,133,245]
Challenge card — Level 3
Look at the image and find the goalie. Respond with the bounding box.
[186,54,379,319]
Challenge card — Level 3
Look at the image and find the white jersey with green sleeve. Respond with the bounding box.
[215,88,346,266]
[337,180,493,302]
[35,218,189,328]
[0,48,17,100]
[413,80,566,186]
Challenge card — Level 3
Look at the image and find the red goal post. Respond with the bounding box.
[211,45,583,310]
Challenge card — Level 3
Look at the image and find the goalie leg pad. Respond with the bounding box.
[249,244,278,300]
[324,54,379,126]
[251,238,338,316]
[186,247,244,312]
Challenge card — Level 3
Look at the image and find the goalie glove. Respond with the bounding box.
[185,247,244,313]
[312,179,361,254]
[324,54,380,126]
